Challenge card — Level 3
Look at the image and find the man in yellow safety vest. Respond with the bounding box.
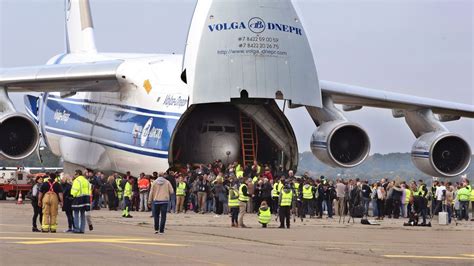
[238,178,250,228]
[457,180,471,221]
[122,178,133,218]
[302,180,315,219]
[71,170,91,234]
[228,183,240,227]
[278,183,293,229]
[403,183,412,218]
[176,176,187,213]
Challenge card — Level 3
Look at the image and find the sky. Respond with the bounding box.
[0,0,473,154]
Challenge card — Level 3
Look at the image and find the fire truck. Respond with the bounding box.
[0,167,62,200]
[0,167,33,200]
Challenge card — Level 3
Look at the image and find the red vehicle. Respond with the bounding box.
[0,168,33,200]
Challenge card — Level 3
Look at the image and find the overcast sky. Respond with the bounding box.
[1,0,473,154]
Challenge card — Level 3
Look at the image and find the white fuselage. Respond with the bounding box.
[41,53,188,174]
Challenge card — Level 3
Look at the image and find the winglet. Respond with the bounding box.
[65,0,97,53]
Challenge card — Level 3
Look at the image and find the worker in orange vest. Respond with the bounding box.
[138,173,150,212]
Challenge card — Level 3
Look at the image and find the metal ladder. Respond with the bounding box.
[239,112,258,166]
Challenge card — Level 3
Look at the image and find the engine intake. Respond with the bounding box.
[311,121,370,168]
[412,132,471,177]
[0,113,39,160]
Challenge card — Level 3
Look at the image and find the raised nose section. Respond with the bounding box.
[183,0,321,107]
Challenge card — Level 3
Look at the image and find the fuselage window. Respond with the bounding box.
[208,126,223,132]
[224,126,236,133]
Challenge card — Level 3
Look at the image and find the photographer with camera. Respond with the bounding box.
[405,194,429,226]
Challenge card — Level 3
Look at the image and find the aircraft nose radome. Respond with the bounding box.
[211,134,239,163]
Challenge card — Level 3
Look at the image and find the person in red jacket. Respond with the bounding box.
[263,167,273,181]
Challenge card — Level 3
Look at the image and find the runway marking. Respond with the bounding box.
[0,231,159,238]
[324,247,382,251]
[0,224,31,228]
[0,237,187,247]
[108,243,227,266]
[384,255,474,260]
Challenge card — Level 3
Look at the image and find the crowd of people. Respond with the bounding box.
[29,159,474,234]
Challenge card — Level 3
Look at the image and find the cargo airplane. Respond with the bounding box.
[1,0,473,177]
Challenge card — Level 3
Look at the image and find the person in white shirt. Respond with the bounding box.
[434,181,447,214]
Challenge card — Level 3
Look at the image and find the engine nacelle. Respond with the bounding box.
[0,113,40,160]
[311,121,370,168]
[411,132,471,177]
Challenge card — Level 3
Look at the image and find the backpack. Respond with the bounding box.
[351,205,364,218]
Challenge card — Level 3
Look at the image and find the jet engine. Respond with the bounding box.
[411,132,471,177]
[0,113,40,160]
[311,121,370,168]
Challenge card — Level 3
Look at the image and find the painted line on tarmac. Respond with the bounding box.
[182,239,255,246]
[0,224,31,228]
[107,243,227,266]
[0,237,157,241]
[384,255,474,260]
[0,237,187,247]
[175,229,279,246]
[0,237,58,240]
[324,247,382,251]
[16,239,186,246]
[0,231,160,239]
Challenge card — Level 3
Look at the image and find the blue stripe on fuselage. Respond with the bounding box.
[47,95,181,117]
[44,96,181,158]
[45,127,169,159]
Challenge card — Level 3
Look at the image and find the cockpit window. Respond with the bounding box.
[224,126,236,133]
[208,126,223,132]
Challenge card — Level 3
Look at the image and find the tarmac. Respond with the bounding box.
[1,200,473,265]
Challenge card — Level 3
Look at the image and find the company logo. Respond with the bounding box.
[207,18,302,36]
[208,22,246,32]
[248,17,266,33]
[163,95,187,107]
[132,120,163,146]
[140,118,153,147]
[149,128,163,141]
[53,110,70,123]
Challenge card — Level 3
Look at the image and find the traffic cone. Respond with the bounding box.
[17,192,23,204]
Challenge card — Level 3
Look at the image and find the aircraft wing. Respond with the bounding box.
[320,80,474,119]
[0,60,123,92]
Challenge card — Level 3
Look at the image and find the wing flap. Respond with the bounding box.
[0,60,123,92]
[320,80,474,118]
